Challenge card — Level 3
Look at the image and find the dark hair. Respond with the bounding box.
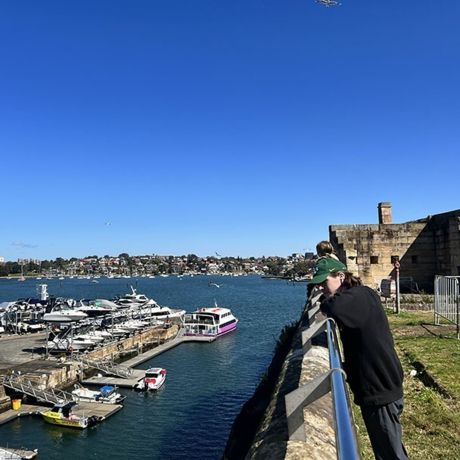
[341,271,362,289]
[330,270,362,290]
[316,240,335,257]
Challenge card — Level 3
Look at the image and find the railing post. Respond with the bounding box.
[285,370,332,441]
[301,318,328,354]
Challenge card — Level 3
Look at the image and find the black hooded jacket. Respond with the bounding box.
[321,285,404,406]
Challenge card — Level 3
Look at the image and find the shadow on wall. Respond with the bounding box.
[222,321,301,460]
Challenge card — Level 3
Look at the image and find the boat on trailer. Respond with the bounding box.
[183,306,238,337]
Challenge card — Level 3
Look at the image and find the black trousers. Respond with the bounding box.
[360,398,409,460]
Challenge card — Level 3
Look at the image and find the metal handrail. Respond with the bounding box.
[326,319,361,460]
[73,355,133,378]
[1,374,73,404]
[285,316,361,459]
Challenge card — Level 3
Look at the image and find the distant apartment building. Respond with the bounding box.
[17,258,41,265]
[329,202,460,292]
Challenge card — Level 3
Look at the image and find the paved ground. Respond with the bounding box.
[0,333,46,371]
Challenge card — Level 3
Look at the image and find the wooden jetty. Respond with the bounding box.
[81,369,145,388]
[0,404,43,426]
[124,334,216,367]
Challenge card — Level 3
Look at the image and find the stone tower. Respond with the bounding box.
[378,202,392,224]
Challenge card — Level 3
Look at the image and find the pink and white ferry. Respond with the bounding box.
[183,306,238,337]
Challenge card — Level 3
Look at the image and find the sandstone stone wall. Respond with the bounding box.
[329,207,460,292]
[84,324,177,362]
[431,210,460,276]
[244,313,336,460]
[0,384,10,411]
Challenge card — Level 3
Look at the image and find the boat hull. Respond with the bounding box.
[41,412,88,429]
[72,385,125,404]
[217,321,238,336]
[43,313,88,322]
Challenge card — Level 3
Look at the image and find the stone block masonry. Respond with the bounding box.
[330,203,460,292]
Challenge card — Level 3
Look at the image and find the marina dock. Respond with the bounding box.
[81,369,145,388]
[81,334,215,387]
[0,446,38,459]
[123,333,216,367]
[0,404,43,426]
[0,401,122,426]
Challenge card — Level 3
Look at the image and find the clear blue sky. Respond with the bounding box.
[1,0,459,261]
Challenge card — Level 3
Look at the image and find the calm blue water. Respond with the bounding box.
[0,275,304,459]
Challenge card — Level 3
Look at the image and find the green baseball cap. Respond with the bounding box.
[308,258,347,285]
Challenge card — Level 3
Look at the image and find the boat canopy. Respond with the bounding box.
[100,385,116,396]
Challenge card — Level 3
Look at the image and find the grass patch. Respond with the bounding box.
[353,310,460,460]
[397,336,460,398]
[386,310,434,327]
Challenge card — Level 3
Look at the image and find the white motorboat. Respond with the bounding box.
[110,327,131,337]
[91,329,113,340]
[115,286,152,308]
[76,299,118,317]
[139,304,186,321]
[72,384,125,404]
[119,320,148,332]
[135,368,167,391]
[47,336,96,352]
[43,308,88,323]
[73,333,104,344]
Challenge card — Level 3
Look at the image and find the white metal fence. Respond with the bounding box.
[434,275,460,339]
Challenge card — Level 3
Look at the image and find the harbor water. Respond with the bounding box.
[0,275,305,459]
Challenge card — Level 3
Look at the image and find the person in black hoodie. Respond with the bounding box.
[308,257,408,460]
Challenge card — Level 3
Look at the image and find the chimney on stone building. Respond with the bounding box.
[378,202,392,224]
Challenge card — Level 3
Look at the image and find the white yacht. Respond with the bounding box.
[76,299,118,317]
[139,304,186,321]
[115,286,152,308]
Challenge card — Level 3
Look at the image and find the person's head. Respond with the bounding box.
[316,240,335,257]
[308,258,361,296]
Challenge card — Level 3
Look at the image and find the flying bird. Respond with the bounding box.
[316,0,341,7]
[209,282,220,288]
